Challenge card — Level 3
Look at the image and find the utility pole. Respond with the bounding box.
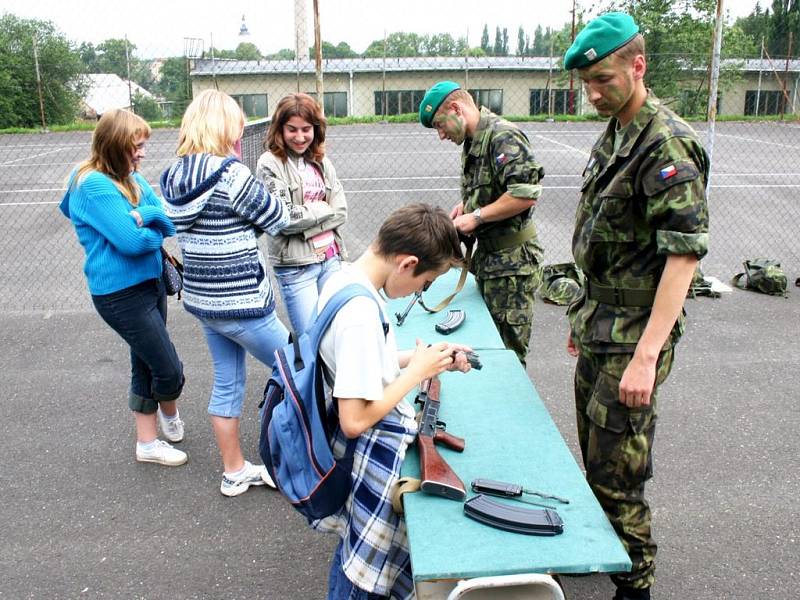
[568,0,576,115]
[32,36,47,130]
[780,32,793,120]
[705,0,724,199]
[125,35,134,112]
[313,0,324,114]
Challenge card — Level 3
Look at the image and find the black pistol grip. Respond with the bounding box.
[463,494,563,535]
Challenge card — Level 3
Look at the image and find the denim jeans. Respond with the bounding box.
[92,278,184,414]
[198,311,289,418]
[274,256,341,335]
[327,539,386,600]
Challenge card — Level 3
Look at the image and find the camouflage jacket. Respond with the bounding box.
[568,93,710,353]
[461,107,545,279]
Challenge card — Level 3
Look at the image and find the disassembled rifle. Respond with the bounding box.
[415,376,466,500]
[395,290,422,326]
[471,478,569,505]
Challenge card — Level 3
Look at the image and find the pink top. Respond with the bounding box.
[297,158,336,255]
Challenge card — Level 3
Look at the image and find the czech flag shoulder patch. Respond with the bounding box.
[660,164,678,180]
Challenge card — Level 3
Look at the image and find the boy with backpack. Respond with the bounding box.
[312,203,473,599]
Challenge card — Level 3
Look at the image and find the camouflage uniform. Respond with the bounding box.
[462,107,545,363]
[567,93,709,590]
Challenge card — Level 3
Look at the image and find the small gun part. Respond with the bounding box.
[395,291,421,326]
[435,309,466,334]
[465,351,482,370]
[464,494,564,536]
[471,478,569,504]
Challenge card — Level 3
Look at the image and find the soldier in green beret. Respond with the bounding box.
[564,12,710,600]
[419,81,545,364]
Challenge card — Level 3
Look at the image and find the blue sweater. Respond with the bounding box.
[60,171,176,295]
[161,154,289,319]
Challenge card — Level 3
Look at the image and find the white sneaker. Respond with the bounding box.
[220,461,275,497]
[158,409,184,443]
[136,439,188,466]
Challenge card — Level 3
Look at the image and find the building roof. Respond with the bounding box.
[190,56,559,76]
[190,55,800,77]
[82,73,154,116]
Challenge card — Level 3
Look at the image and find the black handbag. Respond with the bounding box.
[161,248,184,298]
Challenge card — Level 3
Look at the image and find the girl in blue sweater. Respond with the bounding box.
[161,90,290,496]
[60,109,187,467]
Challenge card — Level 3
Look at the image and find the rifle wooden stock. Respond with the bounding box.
[416,376,466,501]
[418,436,466,500]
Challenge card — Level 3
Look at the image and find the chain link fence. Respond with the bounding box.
[1,46,798,312]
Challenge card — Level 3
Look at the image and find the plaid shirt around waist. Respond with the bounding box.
[312,402,418,599]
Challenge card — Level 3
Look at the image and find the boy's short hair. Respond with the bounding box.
[375,203,464,275]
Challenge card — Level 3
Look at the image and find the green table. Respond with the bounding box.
[389,274,631,594]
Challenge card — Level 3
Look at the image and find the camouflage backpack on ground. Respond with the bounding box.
[687,264,720,298]
[538,262,585,305]
[731,258,788,297]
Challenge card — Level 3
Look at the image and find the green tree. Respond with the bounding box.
[0,13,84,128]
[493,26,502,55]
[313,40,358,58]
[363,32,423,57]
[154,56,190,116]
[738,0,800,57]
[235,42,262,60]
[266,48,296,60]
[480,25,490,53]
[517,26,526,56]
[132,91,162,121]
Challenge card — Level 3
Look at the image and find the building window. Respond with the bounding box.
[306,91,349,117]
[745,90,784,116]
[374,90,425,116]
[469,89,503,114]
[233,94,268,118]
[529,89,577,115]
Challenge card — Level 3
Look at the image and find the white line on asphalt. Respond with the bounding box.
[0,148,65,166]
[715,133,800,150]
[533,134,592,157]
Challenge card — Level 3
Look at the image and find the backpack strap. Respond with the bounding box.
[293,284,388,371]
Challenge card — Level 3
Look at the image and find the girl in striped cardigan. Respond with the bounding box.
[161,90,290,497]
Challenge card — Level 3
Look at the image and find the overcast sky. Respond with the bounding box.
[4,0,763,57]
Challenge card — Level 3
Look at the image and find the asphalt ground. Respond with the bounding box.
[2,121,800,598]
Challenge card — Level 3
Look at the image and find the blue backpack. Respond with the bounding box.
[259,284,388,522]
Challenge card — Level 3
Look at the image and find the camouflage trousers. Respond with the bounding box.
[477,270,540,364]
[574,347,675,591]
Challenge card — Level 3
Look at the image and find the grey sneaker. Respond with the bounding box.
[136,439,188,466]
[220,461,275,497]
[158,409,184,443]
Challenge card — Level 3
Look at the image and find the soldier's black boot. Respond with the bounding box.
[612,586,651,600]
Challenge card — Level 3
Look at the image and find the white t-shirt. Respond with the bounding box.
[318,263,404,402]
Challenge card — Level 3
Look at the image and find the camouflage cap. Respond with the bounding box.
[564,12,639,70]
[538,262,585,305]
[419,81,460,128]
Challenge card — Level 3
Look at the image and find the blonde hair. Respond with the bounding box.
[448,89,476,107]
[71,109,151,206]
[176,89,246,157]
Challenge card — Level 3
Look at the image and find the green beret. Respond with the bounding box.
[419,81,460,128]
[564,12,639,70]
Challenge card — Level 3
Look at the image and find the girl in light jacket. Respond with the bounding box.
[257,93,348,335]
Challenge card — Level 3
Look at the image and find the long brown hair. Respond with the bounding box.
[72,109,151,206]
[265,93,327,163]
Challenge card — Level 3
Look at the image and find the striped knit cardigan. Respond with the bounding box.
[160,154,289,319]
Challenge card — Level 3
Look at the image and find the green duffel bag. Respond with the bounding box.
[731,258,788,297]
